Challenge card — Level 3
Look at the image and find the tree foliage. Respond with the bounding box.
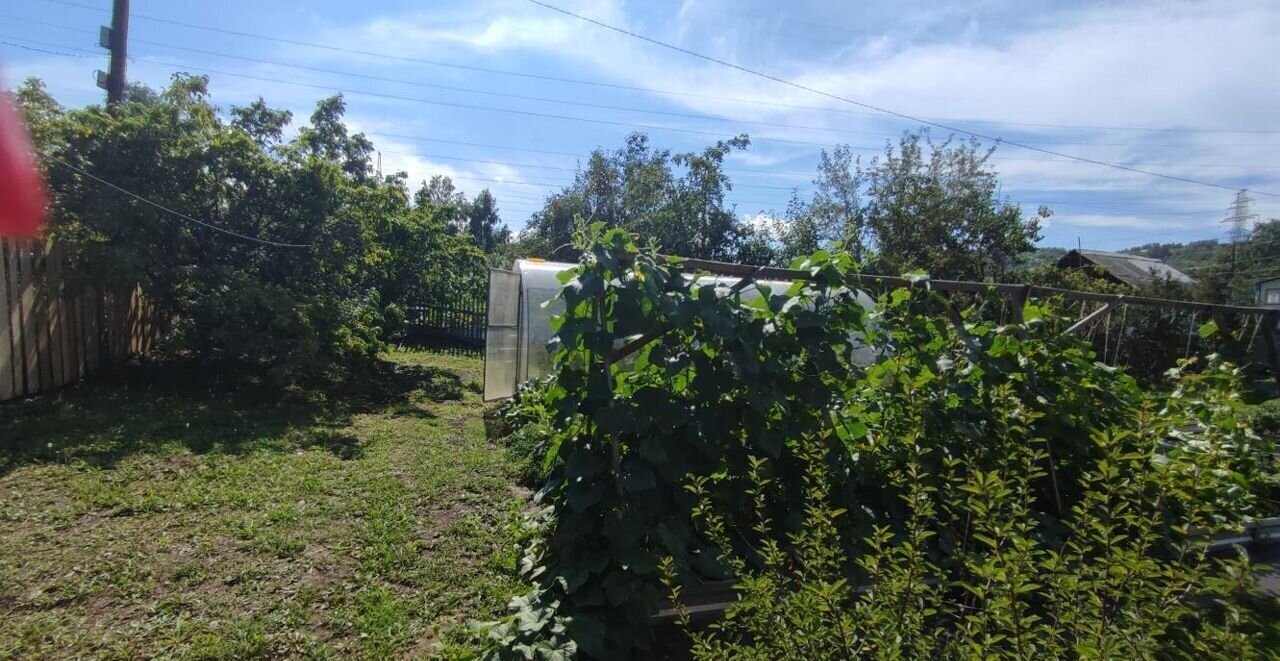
[769,130,1048,280]
[519,133,754,262]
[18,76,490,384]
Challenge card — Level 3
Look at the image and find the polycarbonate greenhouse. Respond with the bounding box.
[483,259,878,401]
[484,259,569,401]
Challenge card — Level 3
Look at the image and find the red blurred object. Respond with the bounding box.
[0,89,47,238]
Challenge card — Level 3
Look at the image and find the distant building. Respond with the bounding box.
[1257,276,1280,309]
[1055,249,1196,289]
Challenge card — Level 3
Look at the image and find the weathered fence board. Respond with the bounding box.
[0,237,162,402]
[0,241,16,401]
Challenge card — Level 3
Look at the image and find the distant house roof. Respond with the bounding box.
[1055,249,1196,288]
[1256,276,1280,287]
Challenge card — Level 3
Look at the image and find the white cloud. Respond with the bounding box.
[309,0,1280,225]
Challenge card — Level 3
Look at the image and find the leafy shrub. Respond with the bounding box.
[487,227,1273,659]
[177,276,385,387]
[1245,399,1280,442]
[487,380,559,484]
[664,369,1267,659]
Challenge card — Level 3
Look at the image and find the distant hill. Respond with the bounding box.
[1017,246,1067,271]
[1119,240,1222,272]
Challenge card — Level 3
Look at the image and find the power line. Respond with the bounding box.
[43,155,312,248]
[526,0,1280,199]
[9,70,1254,220]
[119,37,1280,148]
[0,39,95,57]
[11,21,1280,152]
[382,152,798,190]
[376,149,1280,204]
[25,1,1280,137]
[2,25,892,142]
[12,33,1280,172]
[41,30,1280,149]
[8,48,1270,225]
[37,48,843,149]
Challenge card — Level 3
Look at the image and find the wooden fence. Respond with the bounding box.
[0,238,162,402]
[404,293,487,348]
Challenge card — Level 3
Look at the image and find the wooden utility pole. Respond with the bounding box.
[101,0,130,106]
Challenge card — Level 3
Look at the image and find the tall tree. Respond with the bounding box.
[861,131,1046,280]
[810,144,866,260]
[467,189,500,252]
[293,94,373,180]
[521,132,753,261]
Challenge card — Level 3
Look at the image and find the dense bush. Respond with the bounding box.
[482,228,1275,659]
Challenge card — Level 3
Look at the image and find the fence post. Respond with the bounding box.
[1262,311,1280,392]
[0,239,15,400]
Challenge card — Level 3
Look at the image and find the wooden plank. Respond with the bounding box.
[79,289,91,374]
[66,291,81,383]
[60,247,80,384]
[45,241,67,387]
[70,289,84,383]
[31,243,54,392]
[1064,302,1116,337]
[1009,285,1030,326]
[0,239,15,401]
[4,238,25,398]
[86,287,101,372]
[18,241,40,394]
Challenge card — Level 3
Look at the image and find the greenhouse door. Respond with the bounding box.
[483,269,521,401]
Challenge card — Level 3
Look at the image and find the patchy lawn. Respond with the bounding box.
[0,350,527,659]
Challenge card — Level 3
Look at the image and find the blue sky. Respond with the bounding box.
[3,0,1279,251]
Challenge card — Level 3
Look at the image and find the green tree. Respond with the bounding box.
[520,133,755,262]
[809,144,866,260]
[231,97,292,147]
[468,189,501,252]
[293,94,374,180]
[18,75,487,385]
[1194,219,1280,305]
[861,130,1047,280]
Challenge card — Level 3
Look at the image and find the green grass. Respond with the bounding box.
[0,349,527,659]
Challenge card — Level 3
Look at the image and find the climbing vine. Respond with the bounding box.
[481,225,1274,659]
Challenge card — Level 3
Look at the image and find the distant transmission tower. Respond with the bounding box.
[1222,189,1257,244]
[1220,189,1258,278]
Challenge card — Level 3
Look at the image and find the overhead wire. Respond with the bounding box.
[17,46,848,149]
[9,31,1280,175]
[25,0,1280,136]
[9,22,1280,153]
[524,0,1280,199]
[6,24,1275,236]
[6,50,1256,223]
